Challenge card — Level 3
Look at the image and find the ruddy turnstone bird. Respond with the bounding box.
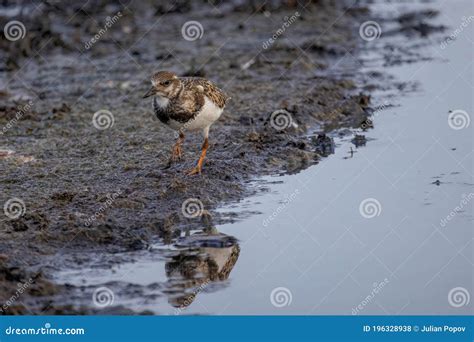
[143,71,230,175]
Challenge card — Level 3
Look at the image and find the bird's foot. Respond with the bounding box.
[186,165,202,175]
[186,137,208,176]
[167,144,183,166]
[172,144,183,161]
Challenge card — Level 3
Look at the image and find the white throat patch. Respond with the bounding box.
[154,96,169,108]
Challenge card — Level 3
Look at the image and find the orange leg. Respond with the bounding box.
[187,137,209,175]
[169,131,184,164]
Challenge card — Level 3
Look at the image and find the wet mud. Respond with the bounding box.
[0,1,445,314]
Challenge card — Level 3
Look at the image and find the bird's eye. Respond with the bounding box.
[162,80,171,86]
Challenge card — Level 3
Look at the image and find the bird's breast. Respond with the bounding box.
[152,97,171,124]
[183,96,223,131]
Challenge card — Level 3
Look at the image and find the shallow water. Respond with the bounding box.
[55,0,473,315]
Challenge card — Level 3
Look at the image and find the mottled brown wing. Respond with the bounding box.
[182,78,229,108]
[167,87,204,123]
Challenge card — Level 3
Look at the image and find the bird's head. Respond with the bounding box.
[143,71,181,99]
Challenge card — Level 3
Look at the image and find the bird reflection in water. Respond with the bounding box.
[165,213,240,313]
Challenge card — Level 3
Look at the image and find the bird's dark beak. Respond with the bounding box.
[143,87,156,99]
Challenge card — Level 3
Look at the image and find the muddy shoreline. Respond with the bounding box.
[0,1,444,314]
